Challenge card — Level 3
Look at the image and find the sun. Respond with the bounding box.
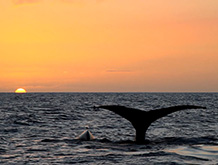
[15,88,27,93]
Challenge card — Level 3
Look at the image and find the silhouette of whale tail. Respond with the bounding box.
[98,105,206,143]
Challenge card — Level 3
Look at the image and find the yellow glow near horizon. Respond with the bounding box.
[15,88,27,93]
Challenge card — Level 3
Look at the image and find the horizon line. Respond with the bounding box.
[0,91,218,94]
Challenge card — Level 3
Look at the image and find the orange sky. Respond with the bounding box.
[0,0,218,92]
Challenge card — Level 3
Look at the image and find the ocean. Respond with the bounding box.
[0,93,217,164]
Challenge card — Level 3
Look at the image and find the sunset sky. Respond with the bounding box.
[0,0,218,92]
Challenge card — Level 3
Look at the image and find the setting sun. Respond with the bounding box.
[15,88,27,93]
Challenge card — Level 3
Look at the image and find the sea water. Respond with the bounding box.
[0,93,217,164]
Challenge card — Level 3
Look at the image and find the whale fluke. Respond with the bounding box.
[98,105,206,143]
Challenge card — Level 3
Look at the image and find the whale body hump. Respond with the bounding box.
[77,126,95,141]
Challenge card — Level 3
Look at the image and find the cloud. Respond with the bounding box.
[12,0,41,5]
[60,0,102,2]
[60,0,105,4]
[12,0,104,5]
[106,69,132,73]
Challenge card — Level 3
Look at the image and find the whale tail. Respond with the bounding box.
[98,105,206,143]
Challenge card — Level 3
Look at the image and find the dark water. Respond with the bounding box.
[0,93,217,164]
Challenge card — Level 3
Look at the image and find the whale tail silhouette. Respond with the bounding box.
[98,105,206,143]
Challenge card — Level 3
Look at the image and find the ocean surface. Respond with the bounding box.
[0,93,217,164]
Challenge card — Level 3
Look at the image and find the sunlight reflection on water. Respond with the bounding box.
[166,145,218,163]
